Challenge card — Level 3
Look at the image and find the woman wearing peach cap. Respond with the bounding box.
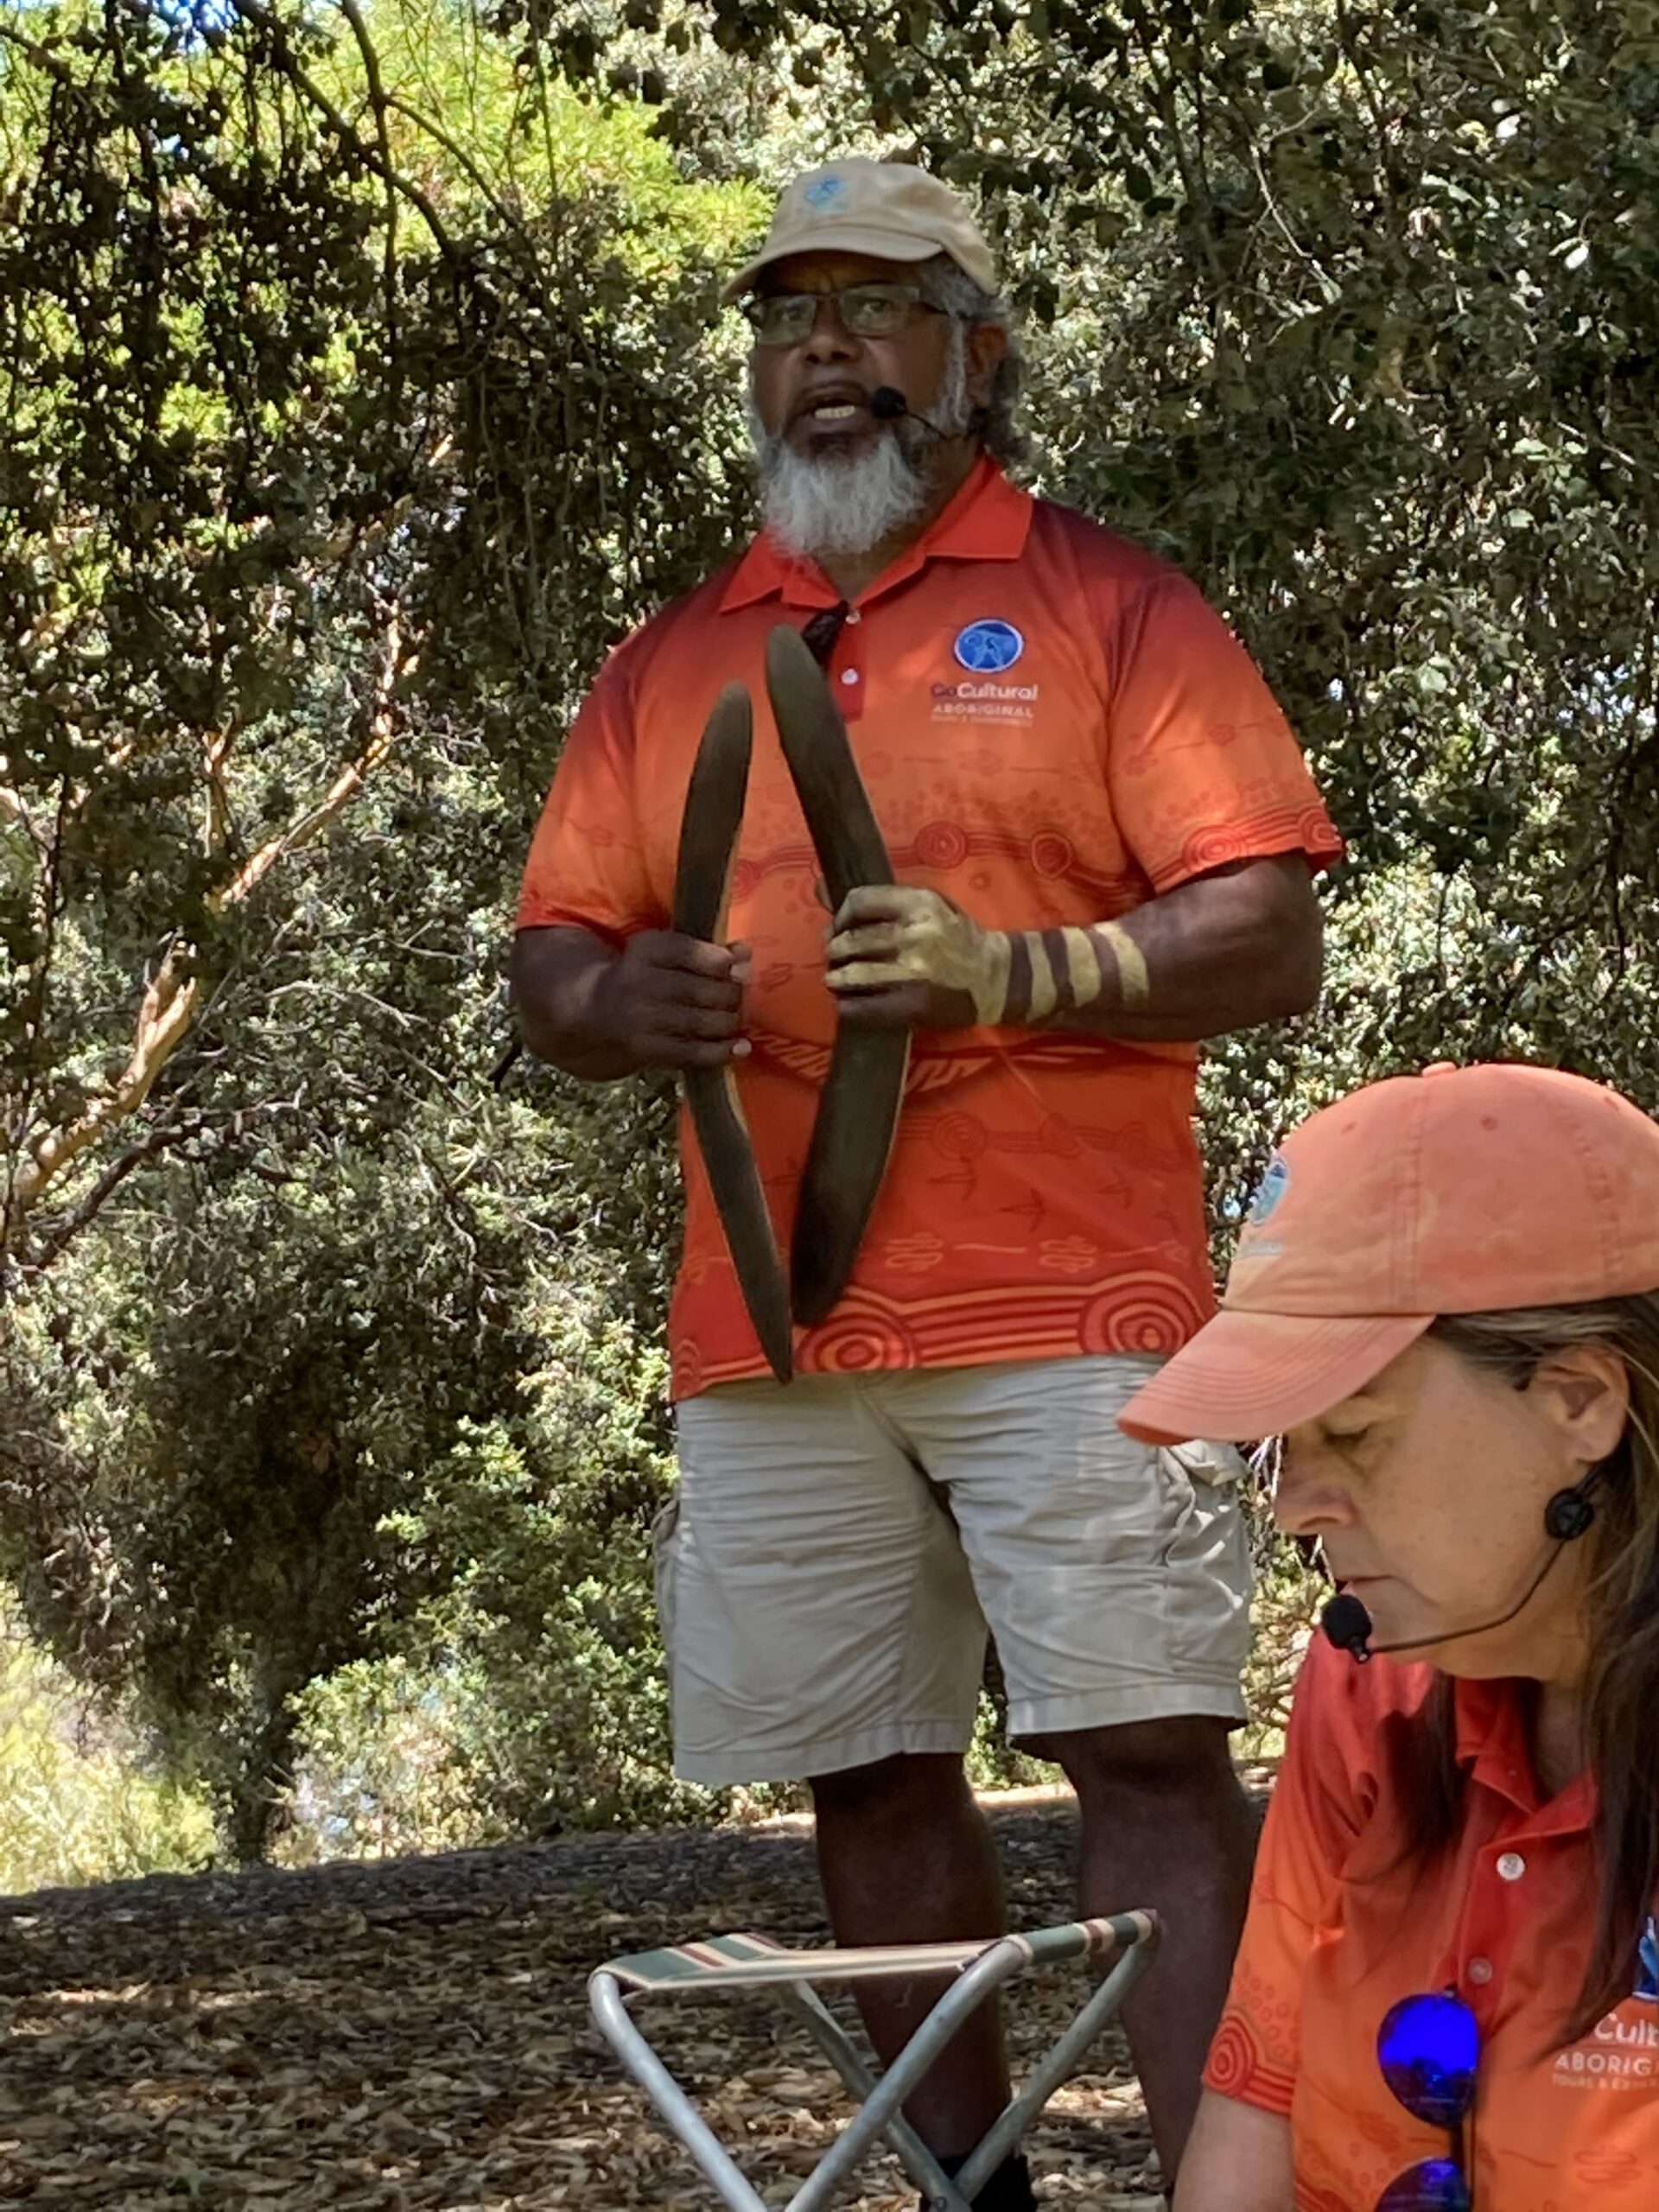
[1117,1062,1659,2212]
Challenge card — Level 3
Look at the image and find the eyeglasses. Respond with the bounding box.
[1374,1990,1478,2210]
[741,283,946,347]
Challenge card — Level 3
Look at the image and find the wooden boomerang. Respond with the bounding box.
[671,683,794,1383]
[765,625,910,1328]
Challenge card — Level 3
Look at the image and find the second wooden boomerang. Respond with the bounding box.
[765,624,910,1327]
[671,682,794,1382]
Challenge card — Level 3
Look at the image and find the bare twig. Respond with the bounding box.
[226,0,459,264]
[3,616,418,1240]
[22,1116,214,1274]
[213,613,413,910]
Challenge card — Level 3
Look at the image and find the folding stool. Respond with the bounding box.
[589,1910,1161,2209]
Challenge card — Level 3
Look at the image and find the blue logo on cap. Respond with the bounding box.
[1637,1917,1659,2003]
[804,174,846,208]
[954,620,1024,673]
[1248,1153,1290,1226]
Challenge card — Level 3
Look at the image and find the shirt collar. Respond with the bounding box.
[718,452,1033,616]
[1453,1674,1597,1835]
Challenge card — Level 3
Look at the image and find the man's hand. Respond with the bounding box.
[596,931,751,1068]
[823,855,1323,1045]
[826,886,1009,1030]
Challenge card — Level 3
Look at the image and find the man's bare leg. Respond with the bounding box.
[1043,1714,1258,2186]
[809,1751,1011,2158]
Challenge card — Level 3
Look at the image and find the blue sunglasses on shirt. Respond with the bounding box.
[1374,1990,1478,2210]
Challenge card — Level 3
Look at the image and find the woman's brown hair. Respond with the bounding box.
[1394,1294,1659,2044]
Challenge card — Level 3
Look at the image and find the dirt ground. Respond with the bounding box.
[0,1800,1170,2209]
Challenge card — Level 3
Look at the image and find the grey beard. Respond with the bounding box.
[753,329,973,564]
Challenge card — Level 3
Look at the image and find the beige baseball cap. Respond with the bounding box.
[723,157,999,302]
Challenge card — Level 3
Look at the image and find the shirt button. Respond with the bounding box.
[840,668,859,687]
[1468,1957,1494,1986]
[844,609,861,624]
[1497,1851,1527,1881]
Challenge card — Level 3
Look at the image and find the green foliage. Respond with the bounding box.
[0,0,754,1858]
[0,1597,215,1892]
[2,0,1657,1868]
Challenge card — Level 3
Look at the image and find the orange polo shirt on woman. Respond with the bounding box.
[518,455,1342,1398]
[1207,1633,1659,2209]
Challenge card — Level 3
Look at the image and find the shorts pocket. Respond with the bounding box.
[651,1491,681,1646]
[1155,1442,1253,1675]
[1160,1438,1247,1491]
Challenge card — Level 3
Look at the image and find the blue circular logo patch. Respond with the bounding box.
[1637,1916,1659,2004]
[954,619,1024,674]
[804,175,846,208]
[1248,1153,1290,1226]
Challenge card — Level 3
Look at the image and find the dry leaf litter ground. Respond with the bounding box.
[0,1799,1184,2210]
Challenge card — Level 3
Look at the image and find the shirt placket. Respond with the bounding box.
[1449,1833,1533,2017]
[827,602,867,721]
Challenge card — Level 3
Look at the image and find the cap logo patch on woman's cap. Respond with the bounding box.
[1248,1152,1290,1226]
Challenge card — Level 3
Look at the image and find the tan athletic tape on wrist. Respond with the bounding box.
[1002,920,1148,1020]
[1094,919,1150,1010]
[1024,933,1058,1020]
[970,931,1014,1025]
[1060,926,1103,1007]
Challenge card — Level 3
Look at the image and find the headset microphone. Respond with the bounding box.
[870,385,947,438]
[1320,1592,1376,1662]
[1319,1470,1600,1664]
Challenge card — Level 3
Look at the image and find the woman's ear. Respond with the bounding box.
[1528,1344,1631,1469]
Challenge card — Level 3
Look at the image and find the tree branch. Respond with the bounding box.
[22,1115,214,1274]
[226,0,460,265]
[212,613,412,911]
[3,616,416,1239]
[7,947,202,1220]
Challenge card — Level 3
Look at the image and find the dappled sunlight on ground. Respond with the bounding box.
[0,1805,1168,2207]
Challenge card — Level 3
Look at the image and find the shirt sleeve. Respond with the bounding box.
[1203,1637,1366,2118]
[1103,574,1344,893]
[515,649,662,943]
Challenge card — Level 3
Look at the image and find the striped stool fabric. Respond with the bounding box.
[589,1911,1161,2211]
[604,1914,1149,1990]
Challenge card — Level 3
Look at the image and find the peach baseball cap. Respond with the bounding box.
[1119,1062,1659,1446]
[723,158,999,302]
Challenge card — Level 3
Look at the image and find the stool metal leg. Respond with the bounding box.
[783,1940,1028,2212]
[779,1984,976,2212]
[953,1924,1160,2201]
[590,1970,768,2212]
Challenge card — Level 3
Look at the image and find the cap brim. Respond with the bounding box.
[1117,1311,1436,1446]
[721,226,942,303]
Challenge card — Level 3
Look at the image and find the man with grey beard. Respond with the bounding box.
[750,263,976,564]
[512,159,1340,2207]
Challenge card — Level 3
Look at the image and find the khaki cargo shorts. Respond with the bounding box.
[656,1355,1252,1784]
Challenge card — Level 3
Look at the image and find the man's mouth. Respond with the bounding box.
[791,390,874,431]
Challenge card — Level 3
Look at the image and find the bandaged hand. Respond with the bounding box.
[825,886,1011,1030]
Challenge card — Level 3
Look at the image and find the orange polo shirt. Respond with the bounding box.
[1207,1633,1659,2210]
[518,455,1342,1398]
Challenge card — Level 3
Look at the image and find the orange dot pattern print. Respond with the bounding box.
[518,457,1344,1396]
